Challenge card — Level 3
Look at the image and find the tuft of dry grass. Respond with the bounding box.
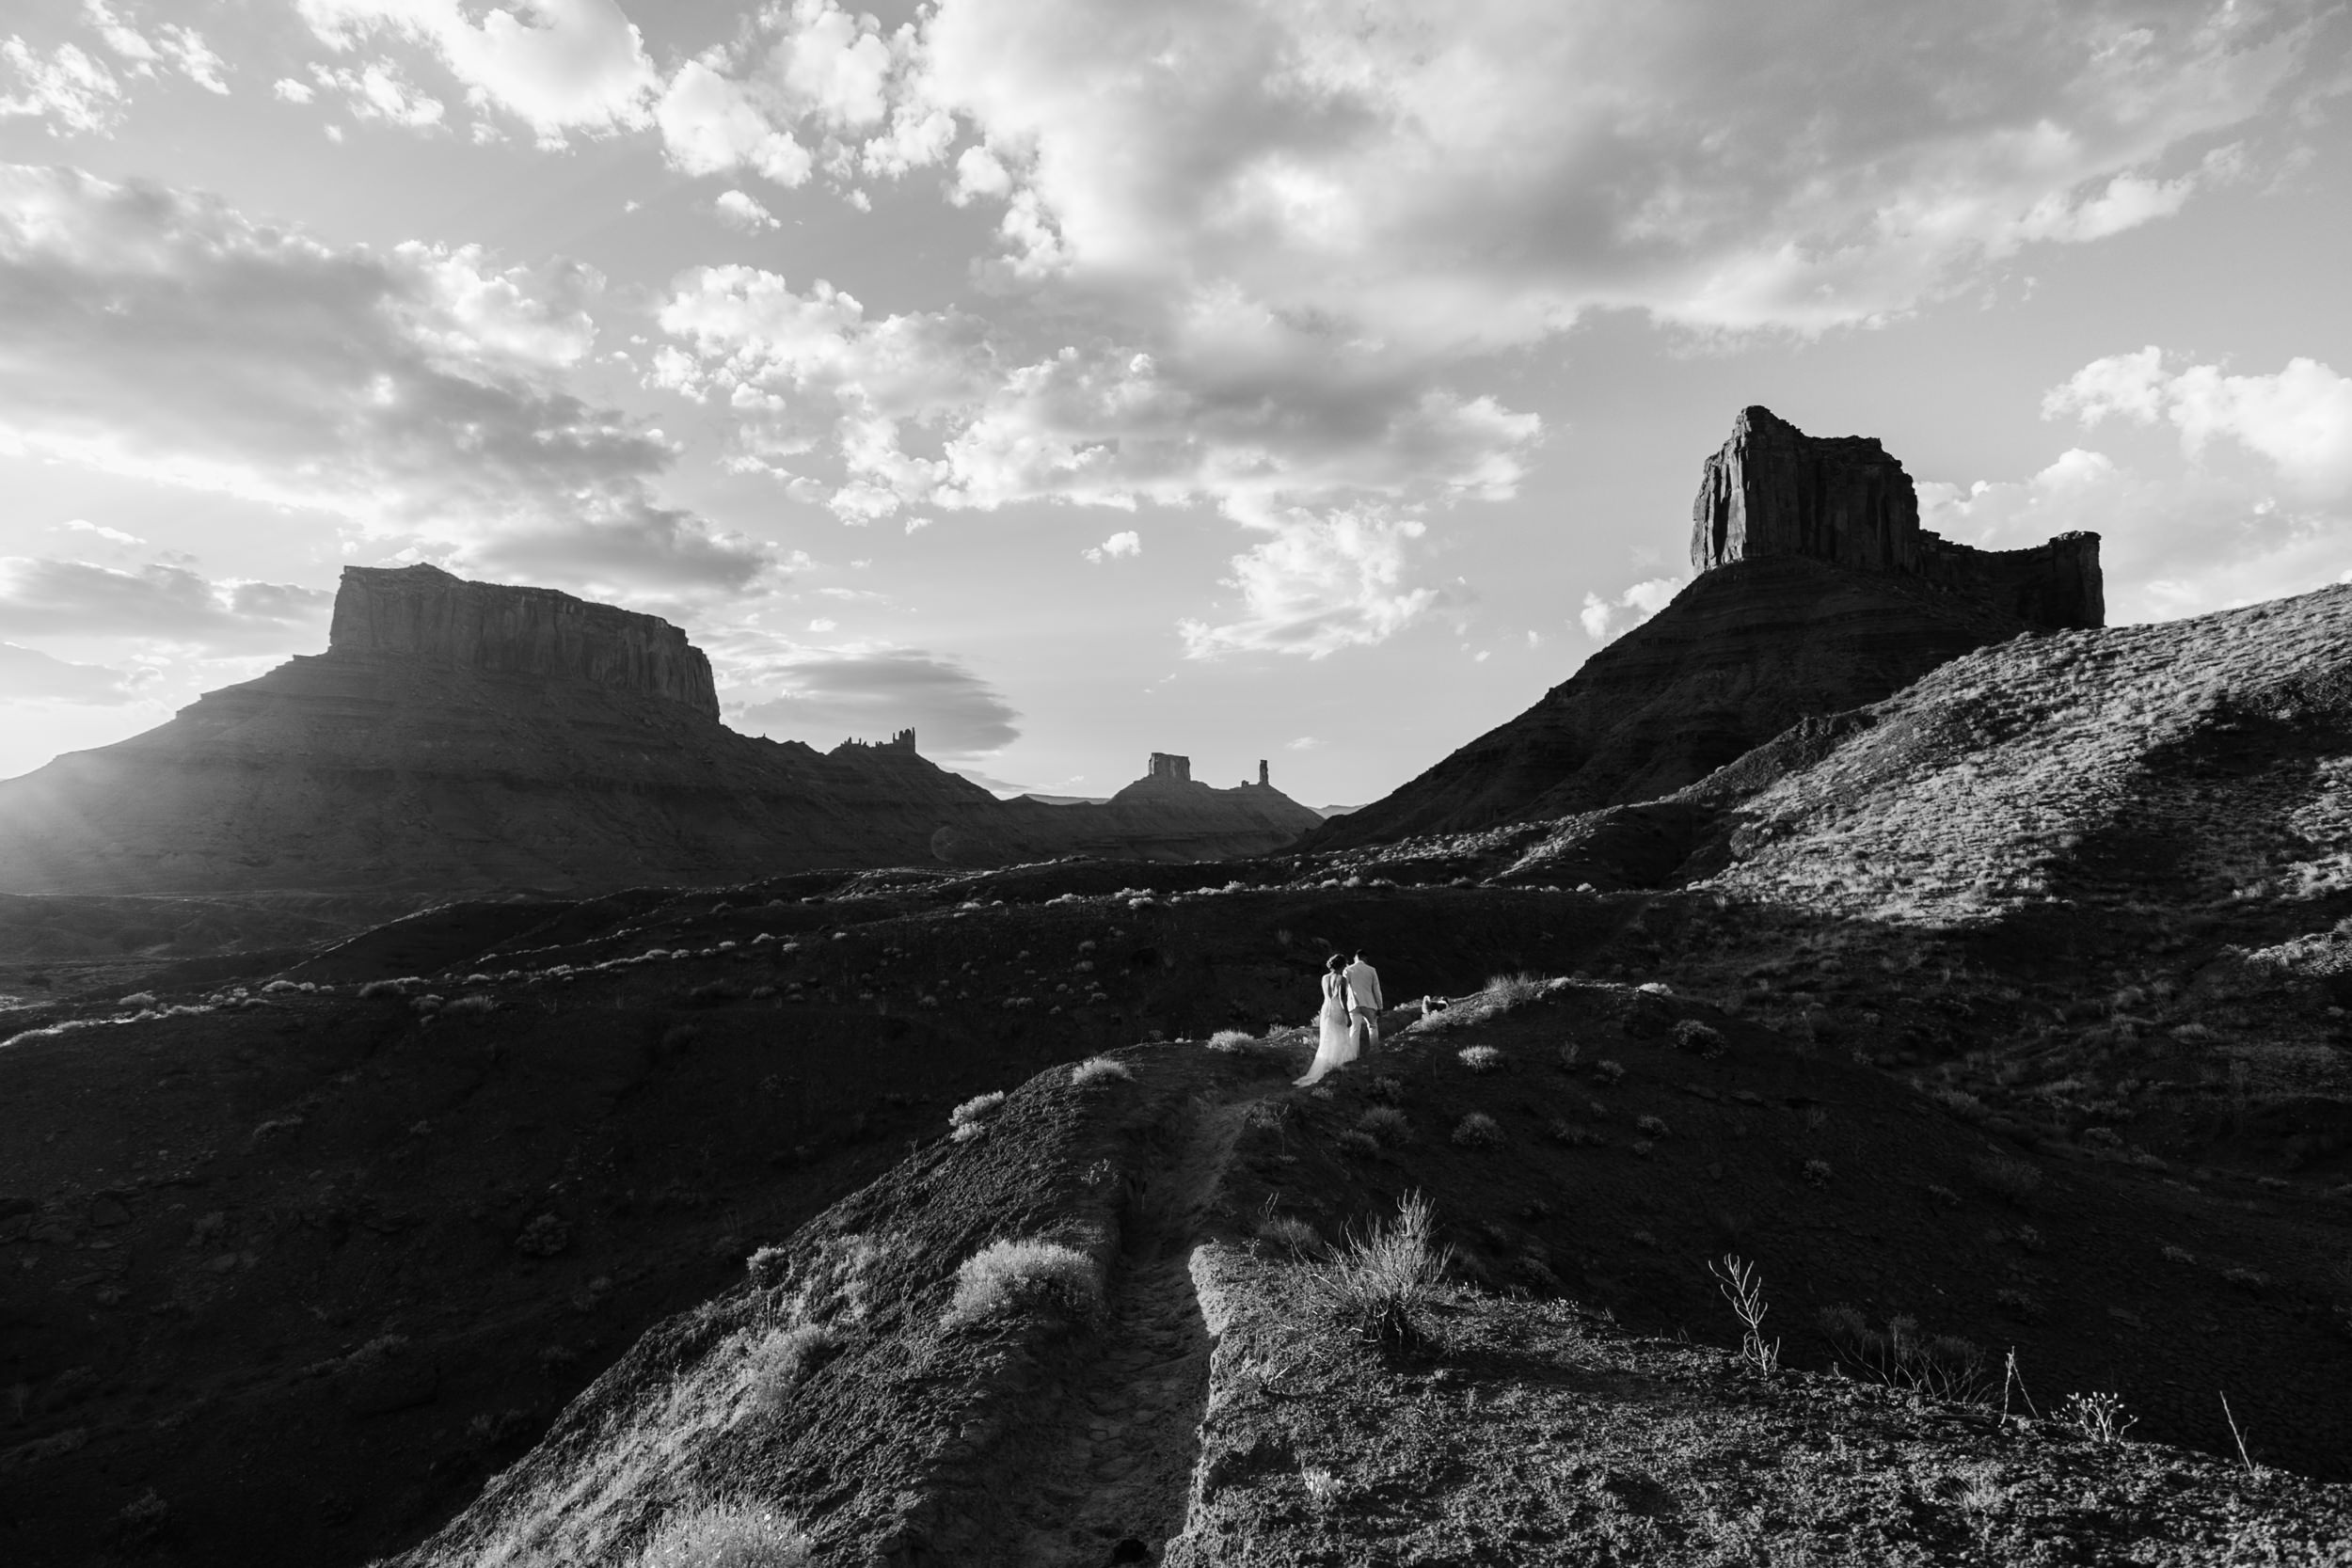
[1070,1055,1132,1085]
[744,1323,842,1417]
[944,1238,1104,1326]
[1298,1191,1453,1354]
[1457,1044,1505,1073]
[948,1091,1007,1142]
[1205,1028,1257,1052]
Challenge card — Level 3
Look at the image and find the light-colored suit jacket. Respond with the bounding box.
[1343,961,1381,1012]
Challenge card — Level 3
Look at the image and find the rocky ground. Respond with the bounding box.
[377,979,2350,1566]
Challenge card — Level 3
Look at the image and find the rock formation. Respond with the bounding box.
[1004,753,1322,861]
[1692,405,2103,629]
[1308,405,2107,850]
[328,563,721,717]
[0,567,1316,894]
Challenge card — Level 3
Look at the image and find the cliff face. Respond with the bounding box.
[1692,405,2103,630]
[327,563,720,719]
[1309,405,2112,851]
[0,569,1309,893]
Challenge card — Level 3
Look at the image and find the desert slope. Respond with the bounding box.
[1310,405,2105,851]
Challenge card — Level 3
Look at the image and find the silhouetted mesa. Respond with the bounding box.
[0,567,1317,894]
[329,562,722,717]
[1692,405,2102,630]
[1306,404,2106,850]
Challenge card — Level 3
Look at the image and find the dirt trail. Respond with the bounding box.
[994,1091,1263,1566]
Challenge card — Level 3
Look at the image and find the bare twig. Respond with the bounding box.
[2220,1390,2261,1481]
[1707,1253,1781,1375]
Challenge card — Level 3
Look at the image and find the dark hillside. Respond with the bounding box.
[383,982,2351,1565]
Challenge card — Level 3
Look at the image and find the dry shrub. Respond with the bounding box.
[1484,973,1549,1008]
[1298,1191,1454,1354]
[1452,1112,1504,1148]
[445,994,495,1016]
[744,1323,842,1416]
[1674,1019,1726,1056]
[632,1502,813,1568]
[1071,1055,1132,1085]
[1356,1106,1411,1147]
[949,1091,1007,1142]
[1819,1306,1990,1403]
[1205,1029,1256,1052]
[945,1238,1104,1326]
[1457,1045,1505,1073]
[1335,1129,1382,1158]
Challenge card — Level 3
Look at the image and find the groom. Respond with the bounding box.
[1343,950,1383,1056]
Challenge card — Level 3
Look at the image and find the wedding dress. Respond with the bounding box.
[1295,972,1359,1085]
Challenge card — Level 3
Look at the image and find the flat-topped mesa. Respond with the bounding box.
[1692,405,2104,630]
[326,563,720,720]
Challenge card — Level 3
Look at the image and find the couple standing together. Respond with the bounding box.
[1297,950,1382,1085]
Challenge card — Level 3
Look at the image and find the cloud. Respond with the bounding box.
[1284,736,1321,751]
[0,164,771,600]
[898,0,2325,342]
[1180,509,1445,659]
[651,1,939,189]
[1578,576,1685,641]
[296,0,657,143]
[2044,348,2352,497]
[1923,441,2346,624]
[728,645,1021,756]
[0,558,332,652]
[0,39,123,135]
[0,641,140,704]
[1081,529,1139,563]
[655,266,1542,532]
[713,188,781,230]
[310,58,447,129]
[651,1,2330,658]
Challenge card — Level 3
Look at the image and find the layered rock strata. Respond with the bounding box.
[0,567,1317,894]
[1692,405,2103,629]
[1308,405,2110,850]
[329,563,720,718]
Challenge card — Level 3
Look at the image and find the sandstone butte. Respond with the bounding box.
[1308,404,2106,850]
[0,563,1321,895]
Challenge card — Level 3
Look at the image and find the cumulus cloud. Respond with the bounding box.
[1180,510,1446,659]
[297,0,657,143]
[728,645,1021,756]
[310,57,446,129]
[899,0,2323,342]
[712,188,781,230]
[2044,348,2352,497]
[1578,577,1685,641]
[1924,441,2345,624]
[0,38,123,135]
[0,164,770,599]
[0,641,140,705]
[0,558,331,652]
[1081,530,1139,563]
[652,0,940,189]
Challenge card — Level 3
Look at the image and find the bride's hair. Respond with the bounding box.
[1325,954,1345,974]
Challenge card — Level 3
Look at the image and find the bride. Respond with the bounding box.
[1295,954,1359,1085]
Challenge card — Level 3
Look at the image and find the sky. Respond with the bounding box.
[1,1,2347,806]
